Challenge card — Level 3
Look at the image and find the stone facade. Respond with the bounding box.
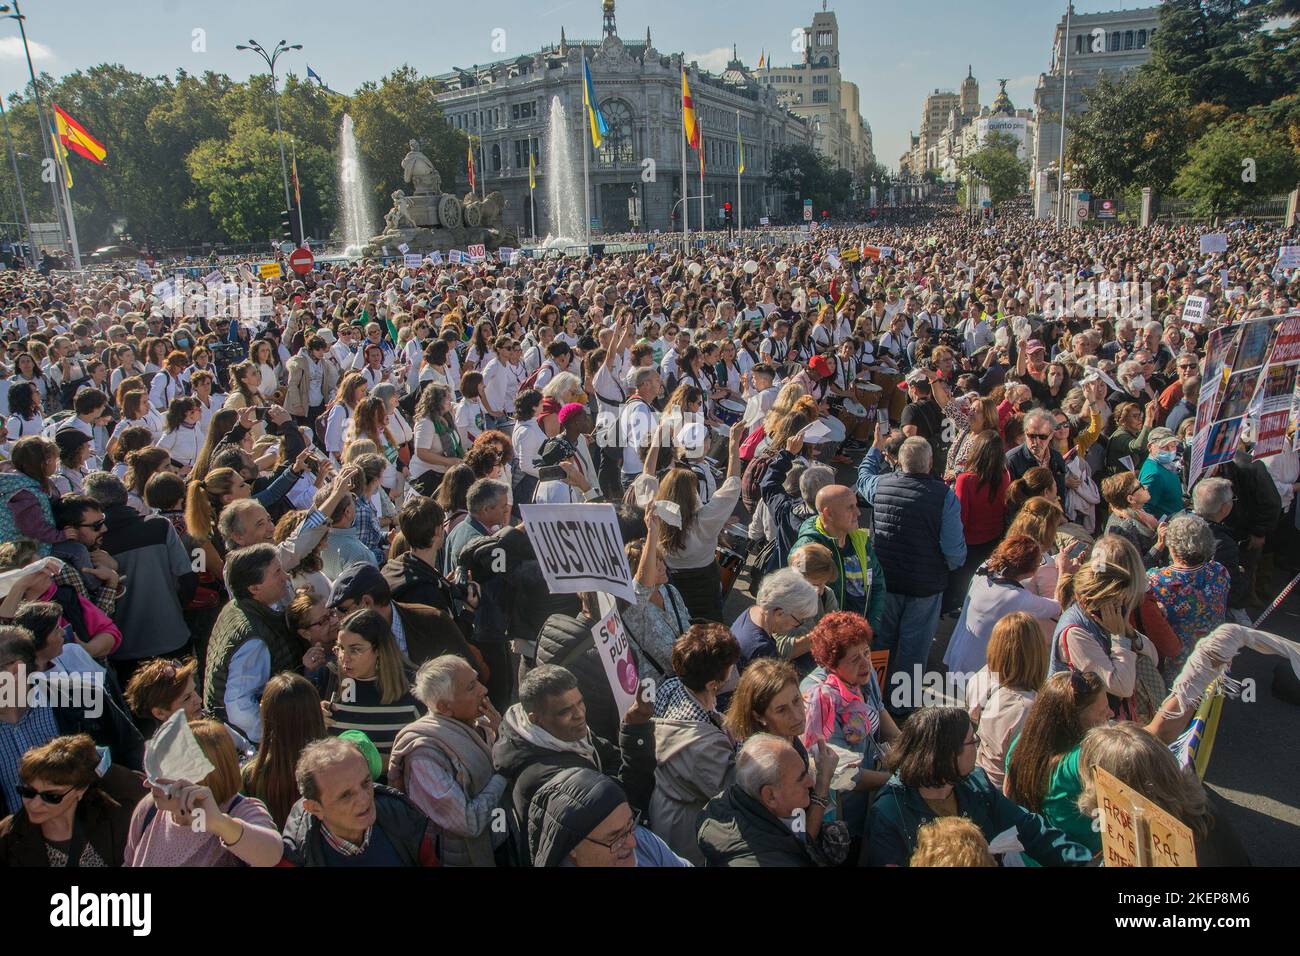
[431,6,812,236]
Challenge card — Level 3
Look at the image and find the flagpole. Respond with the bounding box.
[292,139,305,245]
[582,47,592,249]
[736,109,742,236]
[14,1,69,256]
[529,136,536,242]
[52,127,81,268]
[680,57,688,241]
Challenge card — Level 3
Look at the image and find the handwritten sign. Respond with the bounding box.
[517,502,634,602]
[591,598,638,716]
[1181,295,1208,325]
[467,244,486,261]
[1095,766,1196,868]
[257,262,282,280]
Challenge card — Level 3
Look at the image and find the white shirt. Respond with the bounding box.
[149,371,185,410]
[618,397,657,475]
[156,425,202,467]
[511,418,547,478]
[404,339,425,393]
[481,357,522,417]
[324,404,352,457]
[453,397,485,449]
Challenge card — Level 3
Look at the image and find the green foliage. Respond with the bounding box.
[0,61,462,248]
[770,144,852,218]
[957,132,1028,206]
[1066,69,1192,197]
[1150,0,1272,112]
[1173,116,1300,215]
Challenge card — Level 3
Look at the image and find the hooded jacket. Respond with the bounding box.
[527,767,626,867]
[492,703,655,838]
[696,783,816,868]
[530,612,619,743]
[381,552,474,639]
[649,714,735,866]
[790,513,886,631]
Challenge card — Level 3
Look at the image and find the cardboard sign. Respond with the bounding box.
[403,254,423,269]
[257,262,282,280]
[1095,766,1196,867]
[517,503,634,602]
[426,250,444,266]
[1278,246,1300,270]
[1199,233,1228,254]
[497,247,515,263]
[1181,295,1208,324]
[467,244,486,261]
[591,596,639,716]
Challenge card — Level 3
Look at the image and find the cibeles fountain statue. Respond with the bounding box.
[365,139,519,256]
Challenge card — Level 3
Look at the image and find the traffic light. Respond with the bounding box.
[280,209,295,245]
[723,202,733,225]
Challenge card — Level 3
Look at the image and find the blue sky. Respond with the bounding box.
[0,0,1141,170]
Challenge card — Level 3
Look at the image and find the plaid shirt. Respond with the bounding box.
[320,822,373,857]
[352,495,387,565]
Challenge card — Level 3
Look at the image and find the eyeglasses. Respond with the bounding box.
[1026,431,1053,441]
[17,784,75,805]
[305,609,338,629]
[1053,422,1069,431]
[76,519,107,530]
[582,817,636,851]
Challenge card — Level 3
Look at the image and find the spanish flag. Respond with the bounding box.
[467,139,476,192]
[54,104,106,165]
[758,50,766,70]
[583,59,608,149]
[682,72,700,151]
[49,121,72,188]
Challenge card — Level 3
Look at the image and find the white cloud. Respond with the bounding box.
[686,47,733,74]
[0,36,53,62]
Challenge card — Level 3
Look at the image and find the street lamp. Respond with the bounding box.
[1,1,67,261]
[236,39,302,215]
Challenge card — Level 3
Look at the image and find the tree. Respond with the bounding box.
[770,144,852,219]
[1066,69,1192,197]
[1173,115,1300,216]
[958,132,1028,207]
[1150,0,1273,112]
[186,118,294,242]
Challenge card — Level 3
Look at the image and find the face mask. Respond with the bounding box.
[1129,375,1145,391]
[176,338,189,348]
[1155,450,1180,470]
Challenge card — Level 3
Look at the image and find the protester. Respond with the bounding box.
[963,612,1047,792]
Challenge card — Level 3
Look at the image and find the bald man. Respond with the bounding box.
[790,484,885,628]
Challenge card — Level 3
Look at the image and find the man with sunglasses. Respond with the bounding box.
[1007,408,1069,503]
[52,495,121,602]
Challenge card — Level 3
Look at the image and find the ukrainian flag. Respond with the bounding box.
[583,60,608,149]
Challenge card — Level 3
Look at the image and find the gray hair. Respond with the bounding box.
[542,371,581,400]
[1118,360,1143,383]
[519,664,579,715]
[218,498,262,544]
[82,471,127,508]
[1023,408,1056,435]
[897,436,933,475]
[754,567,819,619]
[1192,477,1234,519]
[411,654,472,710]
[295,737,363,803]
[735,733,796,800]
[1165,513,1215,565]
[630,365,660,389]
[798,463,836,509]
[467,478,509,515]
[371,383,397,405]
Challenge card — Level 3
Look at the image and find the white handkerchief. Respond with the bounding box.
[800,420,833,444]
[654,500,682,528]
[144,709,216,789]
[988,826,1026,856]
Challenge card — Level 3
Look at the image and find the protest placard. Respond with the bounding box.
[1199,233,1228,254]
[498,247,515,263]
[426,250,443,266]
[518,503,635,603]
[1279,246,1300,270]
[203,269,224,289]
[1181,295,1208,324]
[398,243,410,255]
[468,244,486,261]
[257,262,282,280]
[1095,767,1196,867]
[591,595,639,717]
[403,254,423,269]
[448,250,467,264]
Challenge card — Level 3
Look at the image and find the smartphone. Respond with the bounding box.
[252,406,268,422]
[877,408,890,426]
[1065,541,1088,562]
[537,464,567,482]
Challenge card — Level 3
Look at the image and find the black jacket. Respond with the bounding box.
[1007,442,1068,503]
[492,715,655,830]
[381,553,474,641]
[696,783,816,868]
[530,612,619,744]
[1222,458,1283,540]
[460,527,580,646]
[1207,520,1249,609]
[279,786,438,867]
[760,450,817,571]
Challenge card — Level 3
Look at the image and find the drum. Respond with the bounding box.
[872,368,906,422]
[717,546,746,599]
[842,398,867,418]
[851,381,882,440]
[816,415,848,446]
[716,398,746,425]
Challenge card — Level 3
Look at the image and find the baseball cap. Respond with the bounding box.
[1147,427,1175,446]
[1025,339,1046,355]
[54,429,93,456]
[327,562,387,610]
[809,355,834,379]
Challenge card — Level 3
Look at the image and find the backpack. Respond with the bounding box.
[741,449,779,512]
[519,362,548,393]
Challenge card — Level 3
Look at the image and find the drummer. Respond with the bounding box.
[828,339,868,452]
[741,363,778,433]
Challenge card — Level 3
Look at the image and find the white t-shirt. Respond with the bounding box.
[618,398,657,475]
[453,397,485,449]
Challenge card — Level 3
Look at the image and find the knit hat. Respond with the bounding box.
[527,768,629,867]
[558,402,587,426]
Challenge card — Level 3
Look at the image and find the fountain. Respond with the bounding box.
[338,114,376,257]
[543,96,583,249]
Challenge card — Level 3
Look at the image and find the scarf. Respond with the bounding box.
[501,702,597,764]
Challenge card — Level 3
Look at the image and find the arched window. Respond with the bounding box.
[491,143,501,171]
[597,99,635,166]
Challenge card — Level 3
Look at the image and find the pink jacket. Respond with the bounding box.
[40,581,122,655]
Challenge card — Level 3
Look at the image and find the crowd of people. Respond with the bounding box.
[0,211,1296,867]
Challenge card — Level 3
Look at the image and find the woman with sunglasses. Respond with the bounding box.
[0,733,134,867]
[866,706,1092,867]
